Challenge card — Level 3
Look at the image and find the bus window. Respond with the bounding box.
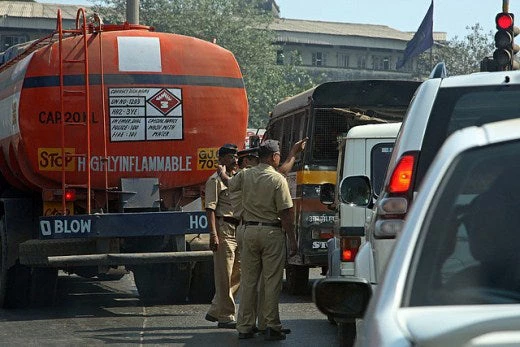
[267,118,283,143]
[281,116,293,160]
[312,110,351,162]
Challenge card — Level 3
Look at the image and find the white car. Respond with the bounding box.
[360,65,520,291]
[315,118,520,346]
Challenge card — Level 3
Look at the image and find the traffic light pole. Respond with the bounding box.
[503,0,509,13]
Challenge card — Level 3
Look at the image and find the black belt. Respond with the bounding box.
[221,216,240,226]
[245,221,281,227]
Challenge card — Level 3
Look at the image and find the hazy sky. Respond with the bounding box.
[37,0,519,39]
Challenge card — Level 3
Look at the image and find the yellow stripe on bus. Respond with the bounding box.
[296,171,337,185]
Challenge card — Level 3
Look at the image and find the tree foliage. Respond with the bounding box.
[417,23,494,78]
[91,0,314,127]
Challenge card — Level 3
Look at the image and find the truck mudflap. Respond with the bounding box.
[39,211,208,239]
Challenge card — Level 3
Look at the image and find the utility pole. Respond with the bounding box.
[126,0,139,24]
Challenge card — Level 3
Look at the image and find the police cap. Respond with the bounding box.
[238,147,259,158]
[218,143,238,157]
[258,139,280,156]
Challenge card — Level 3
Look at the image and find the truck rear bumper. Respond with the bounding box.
[18,237,212,267]
[39,211,208,239]
[42,250,213,267]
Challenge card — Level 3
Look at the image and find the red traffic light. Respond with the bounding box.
[497,12,514,29]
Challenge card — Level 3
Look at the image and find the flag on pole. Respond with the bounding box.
[397,1,434,69]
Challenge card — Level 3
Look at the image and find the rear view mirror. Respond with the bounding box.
[313,277,372,320]
[319,183,336,205]
[339,176,372,207]
[249,135,260,148]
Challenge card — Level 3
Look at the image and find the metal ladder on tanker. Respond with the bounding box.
[57,9,109,215]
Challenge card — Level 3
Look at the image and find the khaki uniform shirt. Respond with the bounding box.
[230,168,245,220]
[205,172,234,217]
[229,163,293,222]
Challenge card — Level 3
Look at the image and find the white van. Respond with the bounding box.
[326,122,401,279]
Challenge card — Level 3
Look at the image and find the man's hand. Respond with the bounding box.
[288,236,298,257]
[210,234,219,252]
[291,137,308,154]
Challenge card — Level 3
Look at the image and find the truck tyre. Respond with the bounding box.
[133,262,190,304]
[0,218,30,309]
[284,265,309,295]
[29,267,58,307]
[73,266,98,279]
[338,321,356,347]
[130,236,190,304]
[0,222,8,307]
[188,261,214,303]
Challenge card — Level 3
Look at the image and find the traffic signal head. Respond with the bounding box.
[493,12,520,70]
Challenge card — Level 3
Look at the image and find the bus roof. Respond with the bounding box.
[271,80,421,119]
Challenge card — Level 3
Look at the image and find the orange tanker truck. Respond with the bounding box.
[0,10,248,308]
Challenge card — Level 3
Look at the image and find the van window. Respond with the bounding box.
[371,143,394,196]
[406,140,520,306]
[416,85,520,188]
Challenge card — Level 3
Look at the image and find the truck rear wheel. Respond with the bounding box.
[133,262,190,304]
[29,267,58,307]
[284,265,309,295]
[130,236,190,304]
[0,223,8,307]
[188,261,214,303]
[0,218,31,309]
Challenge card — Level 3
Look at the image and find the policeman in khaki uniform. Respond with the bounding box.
[233,147,260,249]
[204,144,241,329]
[229,140,298,341]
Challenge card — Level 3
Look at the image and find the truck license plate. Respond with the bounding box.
[43,201,74,216]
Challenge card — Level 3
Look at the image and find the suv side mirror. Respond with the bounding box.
[319,183,336,206]
[339,176,372,207]
[313,277,372,320]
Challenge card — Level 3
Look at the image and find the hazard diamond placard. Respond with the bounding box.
[148,88,182,115]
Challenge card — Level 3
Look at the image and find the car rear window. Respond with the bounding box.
[415,85,520,187]
[406,140,520,306]
[371,143,394,196]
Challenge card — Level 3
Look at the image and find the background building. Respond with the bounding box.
[0,2,78,51]
[272,18,446,80]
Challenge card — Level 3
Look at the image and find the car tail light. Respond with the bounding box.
[388,154,415,193]
[375,219,405,238]
[341,237,361,262]
[375,152,417,239]
[378,197,408,215]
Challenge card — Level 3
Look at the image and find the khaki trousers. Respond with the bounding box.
[236,224,266,330]
[206,219,240,322]
[237,225,285,333]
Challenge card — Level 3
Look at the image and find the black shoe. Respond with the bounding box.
[218,321,237,329]
[205,314,218,322]
[264,327,286,341]
[258,328,291,335]
[238,332,255,339]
